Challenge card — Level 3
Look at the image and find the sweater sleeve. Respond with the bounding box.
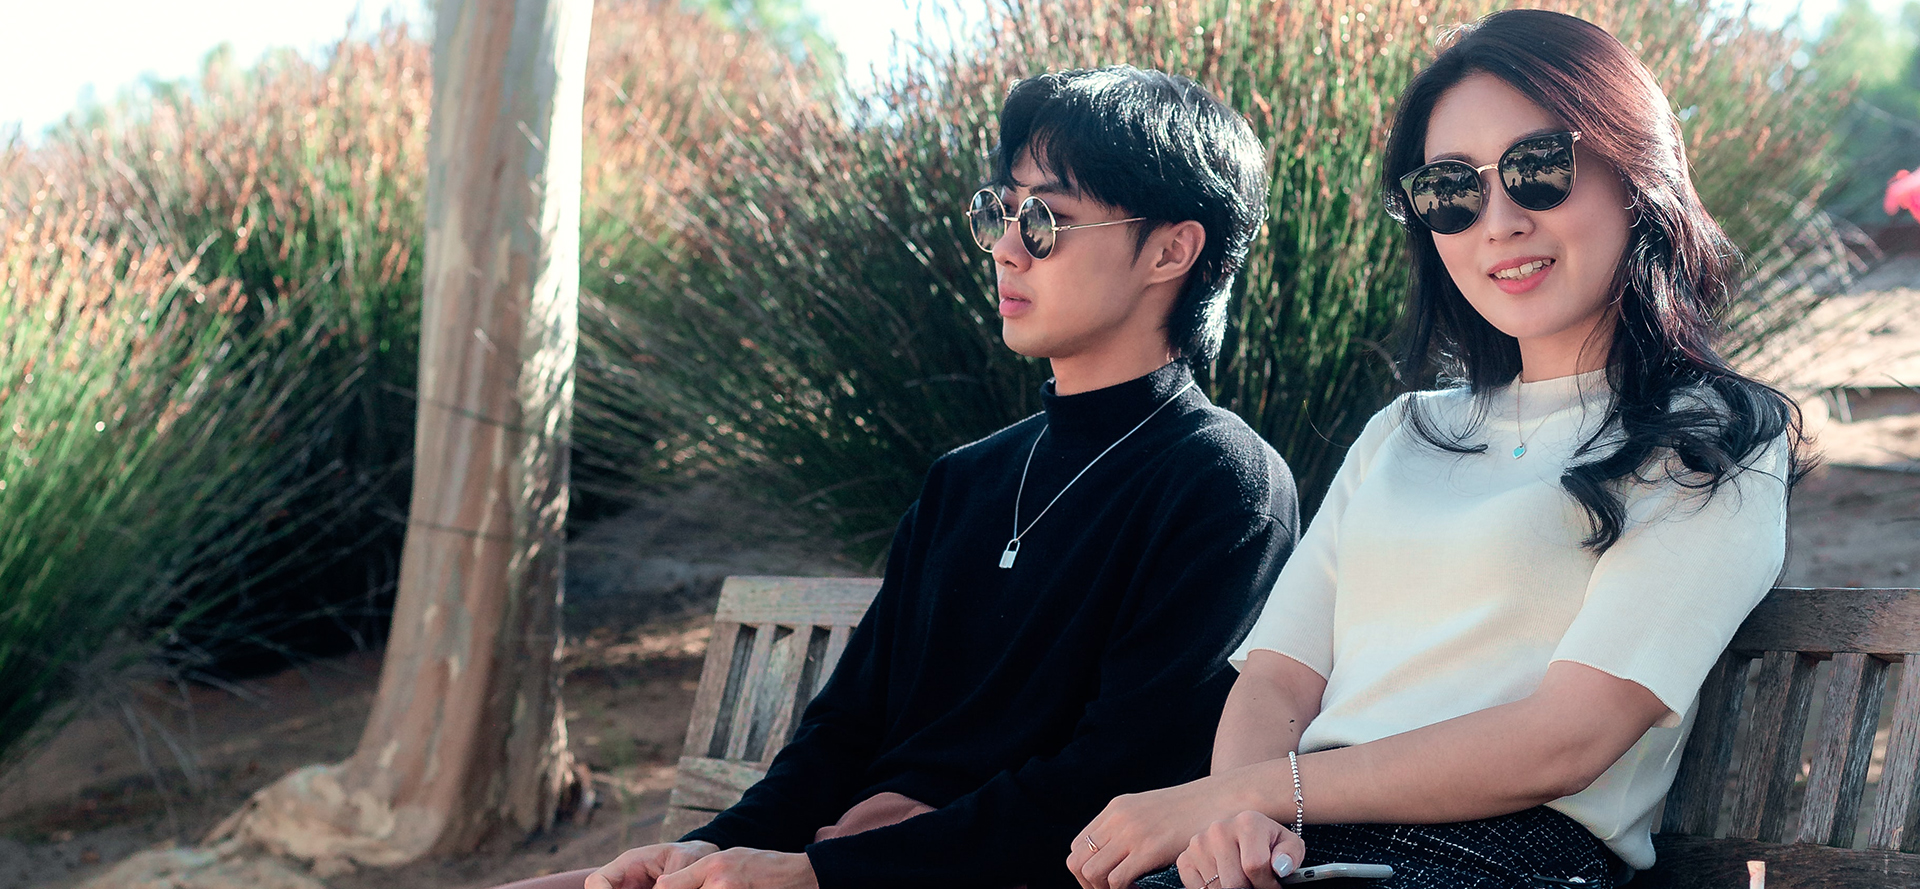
[1550,434,1790,727]
[1232,396,1405,678]
[801,506,1297,889]
[678,503,915,852]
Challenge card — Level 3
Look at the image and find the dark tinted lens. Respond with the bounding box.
[1017,197,1056,259]
[1406,162,1484,235]
[967,190,1006,252]
[1500,134,1576,211]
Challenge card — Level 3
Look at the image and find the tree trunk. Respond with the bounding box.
[213,0,593,869]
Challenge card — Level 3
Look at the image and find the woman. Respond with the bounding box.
[1063,10,1805,889]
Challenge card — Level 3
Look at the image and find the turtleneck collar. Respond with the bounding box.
[1040,361,1199,448]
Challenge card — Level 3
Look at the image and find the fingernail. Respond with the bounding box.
[1272,853,1295,877]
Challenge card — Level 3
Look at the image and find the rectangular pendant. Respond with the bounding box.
[999,539,1019,569]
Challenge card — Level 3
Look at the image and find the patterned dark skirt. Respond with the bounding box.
[1132,806,1628,889]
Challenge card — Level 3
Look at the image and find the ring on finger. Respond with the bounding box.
[1084,835,1099,853]
[1201,875,1220,889]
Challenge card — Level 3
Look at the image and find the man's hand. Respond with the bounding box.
[814,792,936,841]
[586,841,718,889]
[655,848,819,889]
[1066,776,1250,889]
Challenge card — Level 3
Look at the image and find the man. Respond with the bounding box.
[588,66,1295,889]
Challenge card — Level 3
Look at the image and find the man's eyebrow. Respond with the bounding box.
[1428,126,1564,164]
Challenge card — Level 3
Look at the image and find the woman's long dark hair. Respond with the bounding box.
[1381,9,1808,551]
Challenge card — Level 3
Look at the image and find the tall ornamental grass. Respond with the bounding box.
[18,25,432,668]
[0,185,360,770]
[587,0,1859,560]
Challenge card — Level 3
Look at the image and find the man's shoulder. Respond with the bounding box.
[926,411,1048,474]
[1158,404,1297,512]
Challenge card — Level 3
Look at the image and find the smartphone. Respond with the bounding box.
[1280,862,1395,883]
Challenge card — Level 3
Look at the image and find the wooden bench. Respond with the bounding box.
[662,580,1920,887]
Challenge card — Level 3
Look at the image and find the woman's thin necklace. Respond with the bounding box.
[1512,380,1551,459]
[1000,379,1197,569]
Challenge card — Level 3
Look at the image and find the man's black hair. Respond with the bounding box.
[991,66,1269,368]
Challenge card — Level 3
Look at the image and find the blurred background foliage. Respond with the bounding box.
[0,0,1908,767]
[1814,0,1920,225]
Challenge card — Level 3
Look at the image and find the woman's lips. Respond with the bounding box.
[1489,258,1554,294]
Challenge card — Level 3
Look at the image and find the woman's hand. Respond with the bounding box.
[1175,811,1304,889]
[1066,776,1254,889]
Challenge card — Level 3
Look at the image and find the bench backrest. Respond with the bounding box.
[661,576,881,840]
[1638,587,1920,888]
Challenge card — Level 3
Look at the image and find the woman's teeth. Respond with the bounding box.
[1494,259,1553,280]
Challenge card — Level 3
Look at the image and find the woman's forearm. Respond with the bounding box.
[1216,661,1670,825]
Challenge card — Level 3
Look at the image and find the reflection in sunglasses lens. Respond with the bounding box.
[1017,197,1056,259]
[1414,164,1483,235]
[968,191,1006,252]
[1503,137,1575,211]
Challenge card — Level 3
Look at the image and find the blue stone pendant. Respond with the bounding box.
[1513,444,1527,459]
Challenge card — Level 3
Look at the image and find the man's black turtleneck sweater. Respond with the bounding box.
[683,361,1298,889]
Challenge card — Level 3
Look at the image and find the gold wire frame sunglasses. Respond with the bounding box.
[1397,130,1582,235]
[965,188,1147,260]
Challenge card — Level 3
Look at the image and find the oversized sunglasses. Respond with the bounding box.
[1398,131,1582,235]
[965,189,1146,260]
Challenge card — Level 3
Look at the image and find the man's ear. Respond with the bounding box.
[1142,220,1206,287]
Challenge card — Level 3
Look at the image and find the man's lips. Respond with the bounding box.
[998,287,1031,318]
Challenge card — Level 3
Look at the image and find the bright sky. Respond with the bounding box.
[0,0,1903,141]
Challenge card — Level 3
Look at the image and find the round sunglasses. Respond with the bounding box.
[965,189,1146,260]
[1398,131,1582,235]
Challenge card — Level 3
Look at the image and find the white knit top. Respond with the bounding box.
[1232,370,1789,869]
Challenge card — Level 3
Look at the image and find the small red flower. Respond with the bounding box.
[1888,168,1920,223]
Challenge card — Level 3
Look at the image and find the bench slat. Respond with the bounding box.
[1731,589,1920,655]
[1798,652,1889,846]
[1639,835,1920,888]
[667,755,769,811]
[780,627,833,748]
[743,625,808,764]
[716,576,881,626]
[1729,650,1818,842]
[1664,651,1750,836]
[723,622,780,761]
[685,620,746,759]
[1868,656,1920,852]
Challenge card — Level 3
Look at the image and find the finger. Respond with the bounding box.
[1074,839,1127,889]
[1238,824,1283,889]
[1210,843,1249,889]
[1175,849,1205,889]
[654,859,705,889]
[1270,828,1307,881]
[589,848,654,889]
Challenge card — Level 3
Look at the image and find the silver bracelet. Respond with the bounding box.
[1287,750,1305,836]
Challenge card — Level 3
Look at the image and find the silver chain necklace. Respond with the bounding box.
[1512,380,1552,458]
[1000,379,1196,569]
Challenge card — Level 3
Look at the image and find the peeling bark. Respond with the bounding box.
[215,0,592,867]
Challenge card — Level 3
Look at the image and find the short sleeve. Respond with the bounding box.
[1232,395,1409,678]
[1550,434,1791,727]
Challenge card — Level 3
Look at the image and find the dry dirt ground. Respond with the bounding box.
[4,272,1918,889]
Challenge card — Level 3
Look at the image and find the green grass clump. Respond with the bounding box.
[18,25,433,666]
[0,186,361,769]
[586,0,1857,561]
